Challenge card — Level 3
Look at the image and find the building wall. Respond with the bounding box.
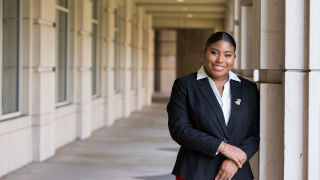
[1,0,320,179]
[0,0,154,177]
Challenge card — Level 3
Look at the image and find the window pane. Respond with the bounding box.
[92,23,98,95]
[56,0,68,8]
[2,0,19,114]
[56,10,68,103]
[92,0,98,20]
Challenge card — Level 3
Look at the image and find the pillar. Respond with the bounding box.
[121,0,132,116]
[100,0,109,125]
[284,0,309,179]
[104,0,115,126]
[130,7,138,111]
[146,15,154,105]
[29,0,56,161]
[240,2,253,78]
[74,0,93,139]
[233,0,241,72]
[135,7,143,110]
[225,0,235,34]
[252,0,285,179]
[308,0,320,179]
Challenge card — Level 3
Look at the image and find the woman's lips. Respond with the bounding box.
[213,65,225,71]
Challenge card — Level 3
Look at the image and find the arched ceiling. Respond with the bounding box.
[134,0,226,29]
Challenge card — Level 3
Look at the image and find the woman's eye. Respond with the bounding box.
[210,51,216,55]
[225,54,232,57]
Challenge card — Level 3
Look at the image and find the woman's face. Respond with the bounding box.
[202,40,235,81]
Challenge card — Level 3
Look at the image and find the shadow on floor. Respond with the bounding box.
[152,92,170,104]
[135,173,174,180]
[157,147,179,152]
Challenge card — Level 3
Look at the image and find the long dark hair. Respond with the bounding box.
[203,32,236,53]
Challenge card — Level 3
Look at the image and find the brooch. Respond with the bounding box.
[235,99,241,106]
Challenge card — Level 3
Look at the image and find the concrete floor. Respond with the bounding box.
[1,98,178,180]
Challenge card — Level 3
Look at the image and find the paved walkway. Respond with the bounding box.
[2,98,178,180]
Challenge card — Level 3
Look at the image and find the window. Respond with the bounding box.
[92,0,99,96]
[56,0,69,104]
[0,0,21,120]
[114,7,120,92]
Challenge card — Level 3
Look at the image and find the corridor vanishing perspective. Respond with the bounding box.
[1,0,320,179]
[1,98,177,180]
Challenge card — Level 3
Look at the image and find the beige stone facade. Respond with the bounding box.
[0,0,320,179]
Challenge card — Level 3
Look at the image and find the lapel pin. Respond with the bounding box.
[235,99,241,106]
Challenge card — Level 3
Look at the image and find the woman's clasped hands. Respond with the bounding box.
[214,142,247,180]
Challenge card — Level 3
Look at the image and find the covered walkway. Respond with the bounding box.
[1,0,320,179]
[1,97,177,180]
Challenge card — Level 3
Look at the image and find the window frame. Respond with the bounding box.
[55,0,70,107]
[0,0,22,121]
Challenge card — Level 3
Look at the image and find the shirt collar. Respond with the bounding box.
[196,65,241,82]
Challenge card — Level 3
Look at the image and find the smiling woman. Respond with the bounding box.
[167,32,260,180]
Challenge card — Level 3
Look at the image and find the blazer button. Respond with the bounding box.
[223,138,228,143]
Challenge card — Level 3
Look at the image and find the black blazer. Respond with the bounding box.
[167,72,260,180]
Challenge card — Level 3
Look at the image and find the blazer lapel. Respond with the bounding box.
[227,79,243,135]
[197,78,229,138]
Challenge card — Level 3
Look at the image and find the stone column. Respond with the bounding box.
[145,15,154,105]
[130,9,138,111]
[308,0,320,179]
[74,0,92,139]
[233,0,241,73]
[233,0,319,179]
[224,0,235,34]
[284,0,309,179]
[104,0,115,126]
[252,0,285,179]
[28,0,56,161]
[99,0,108,125]
[121,0,132,116]
[240,2,253,79]
[135,7,144,110]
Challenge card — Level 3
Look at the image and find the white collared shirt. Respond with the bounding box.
[197,66,241,126]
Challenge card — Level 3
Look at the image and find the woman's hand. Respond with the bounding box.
[218,142,247,168]
[214,159,239,180]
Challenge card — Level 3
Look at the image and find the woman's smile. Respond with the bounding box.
[213,65,225,71]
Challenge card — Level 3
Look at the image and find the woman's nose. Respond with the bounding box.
[216,55,223,62]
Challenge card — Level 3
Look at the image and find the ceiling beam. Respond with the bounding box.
[134,0,226,5]
[153,17,224,29]
[143,5,225,13]
[150,12,224,19]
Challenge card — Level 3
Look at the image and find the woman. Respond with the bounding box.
[167,32,260,180]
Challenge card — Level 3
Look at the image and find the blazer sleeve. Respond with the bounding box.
[238,84,260,161]
[167,78,222,158]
